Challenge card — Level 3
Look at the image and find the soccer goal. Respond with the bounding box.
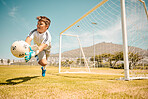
[59,0,148,80]
[59,34,90,73]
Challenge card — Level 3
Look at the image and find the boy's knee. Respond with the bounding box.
[39,59,47,66]
[42,63,47,66]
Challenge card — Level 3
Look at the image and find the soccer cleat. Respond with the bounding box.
[41,67,46,77]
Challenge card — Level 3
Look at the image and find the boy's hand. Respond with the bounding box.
[25,46,36,62]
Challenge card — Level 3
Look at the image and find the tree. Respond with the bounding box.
[61,60,72,67]
[77,58,84,65]
[7,59,11,65]
[90,53,115,68]
[100,52,124,68]
[1,59,3,63]
[90,55,103,67]
[106,54,114,68]
[128,52,142,69]
[101,53,109,61]
[96,55,103,67]
[112,51,123,68]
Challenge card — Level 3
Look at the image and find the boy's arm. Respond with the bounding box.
[25,36,47,52]
[25,36,32,45]
[38,43,48,52]
[25,43,47,62]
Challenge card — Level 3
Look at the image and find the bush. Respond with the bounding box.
[113,63,124,69]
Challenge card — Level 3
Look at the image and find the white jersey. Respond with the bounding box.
[28,29,51,51]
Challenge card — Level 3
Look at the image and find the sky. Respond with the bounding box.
[0,0,148,60]
[0,0,101,59]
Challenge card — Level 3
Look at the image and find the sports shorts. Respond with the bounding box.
[35,50,50,62]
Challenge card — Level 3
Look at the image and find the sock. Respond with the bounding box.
[42,66,46,70]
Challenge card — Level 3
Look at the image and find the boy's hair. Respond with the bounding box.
[36,16,51,28]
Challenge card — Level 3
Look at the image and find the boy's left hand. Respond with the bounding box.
[25,46,36,62]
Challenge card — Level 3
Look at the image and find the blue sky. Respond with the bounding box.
[0,0,148,60]
[0,0,100,59]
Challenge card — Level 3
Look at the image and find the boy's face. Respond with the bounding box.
[37,20,48,33]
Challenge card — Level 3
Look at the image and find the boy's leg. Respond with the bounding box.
[37,51,47,77]
[38,59,47,66]
[39,59,47,77]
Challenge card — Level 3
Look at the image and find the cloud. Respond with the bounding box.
[8,6,18,18]
[2,1,31,31]
[76,18,122,47]
[59,17,122,53]
[0,0,6,6]
[0,0,18,18]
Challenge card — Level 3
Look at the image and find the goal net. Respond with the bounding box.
[59,34,90,73]
[59,0,148,80]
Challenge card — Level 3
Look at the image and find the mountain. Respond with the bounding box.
[51,42,148,57]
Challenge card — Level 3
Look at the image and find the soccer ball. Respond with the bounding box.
[11,40,30,58]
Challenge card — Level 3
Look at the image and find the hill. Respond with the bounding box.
[51,42,148,57]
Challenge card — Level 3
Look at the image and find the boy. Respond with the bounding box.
[25,16,51,77]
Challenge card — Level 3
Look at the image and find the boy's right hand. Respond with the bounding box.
[25,46,36,62]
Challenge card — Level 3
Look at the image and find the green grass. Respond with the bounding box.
[0,65,148,99]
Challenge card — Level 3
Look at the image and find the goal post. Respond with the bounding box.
[120,0,130,80]
[58,0,148,80]
[59,34,90,73]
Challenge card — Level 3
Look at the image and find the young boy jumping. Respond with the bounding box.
[25,16,51,77]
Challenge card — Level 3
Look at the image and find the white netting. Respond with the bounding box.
[59,0,148,79]
[126,0,148,79]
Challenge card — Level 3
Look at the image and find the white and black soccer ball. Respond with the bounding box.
[11,40,30,58]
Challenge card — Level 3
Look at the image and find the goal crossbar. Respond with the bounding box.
[139,0,148,19]
[60,0,108,35]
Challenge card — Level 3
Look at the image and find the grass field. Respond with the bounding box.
[0,65,148,99]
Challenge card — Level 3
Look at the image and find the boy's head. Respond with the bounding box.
[36,16,51,33]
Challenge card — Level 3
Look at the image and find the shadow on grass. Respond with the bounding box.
[0,76,39,85]
[50,73,120,81]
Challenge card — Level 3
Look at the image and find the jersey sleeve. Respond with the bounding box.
[28,29,37,39]
[42,31,51,46]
